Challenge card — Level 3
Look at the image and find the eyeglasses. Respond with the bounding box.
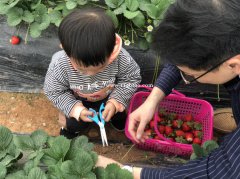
[180,57,230,84]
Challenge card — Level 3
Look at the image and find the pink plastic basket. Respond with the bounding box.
[125,87,213,156]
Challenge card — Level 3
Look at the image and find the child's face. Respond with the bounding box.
[70,59,109,76]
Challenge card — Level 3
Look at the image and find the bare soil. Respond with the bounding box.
[0,92,162,165]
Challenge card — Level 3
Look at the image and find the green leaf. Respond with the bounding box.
[73,150,94,175]
[192,144,205,159]
[106,9,118,28]
[105,164,120,178]
[24,160,34,174]
[82,172,96,179]
[0,126,13,150]
[113,4,126,15]
[145,32,153,43]
[132,11,145,28]
[123,10,140,20]
[8,0,20,7]
[139,3,161,19]
[35,4,47,15]
[28,167,47,179]
[77,0,87,5]
[62,6,72,17]
[44,136,70,161]
[5,170,27,179]
[49,10,62,26]
[66,1,77,10]
[31,0,42,10]
[61,160,79,178]
[0,163,7,179]
[151,0,161,5]
[39,14,50,30]
[13,135,35,151]
[0,155,15,166]
[153,19,160,27]
[22,10,34,23]
[0,3,11,14]
[0,151,7,160]
[30,22,42,38]
[30,130,48,149]
[105,0,124,8]
[202,140,219,154]
[54,2,66,11]
[190,152,198,160]
[137,38,149,50]
[90,151,98,165]
[48,161,64,179]
[117,168,133,179]
[125,0,139,11]
[93,167,106,179]
[6,7,23,26]
[41,154,58,166]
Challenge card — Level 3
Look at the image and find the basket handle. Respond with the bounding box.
[171,90,185,97]
[136,85,153,92]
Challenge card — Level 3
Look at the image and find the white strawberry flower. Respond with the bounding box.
[147,25,153,32]
[124,40,131,46]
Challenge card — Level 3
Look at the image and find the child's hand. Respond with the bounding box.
[102,102,116,122]
[79,109,94,122]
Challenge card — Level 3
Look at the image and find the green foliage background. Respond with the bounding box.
[0,0,174,49]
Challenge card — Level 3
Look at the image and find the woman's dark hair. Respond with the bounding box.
[152,0,240,70]
[58,8,116,67]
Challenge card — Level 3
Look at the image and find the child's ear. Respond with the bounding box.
[108,34,122,63]
[226,54,240,75]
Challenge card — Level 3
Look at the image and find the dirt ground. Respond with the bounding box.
[0,92,163,165]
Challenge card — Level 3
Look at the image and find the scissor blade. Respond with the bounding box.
[101,127,108,146]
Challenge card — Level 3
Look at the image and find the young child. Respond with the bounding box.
[44,8,141,139]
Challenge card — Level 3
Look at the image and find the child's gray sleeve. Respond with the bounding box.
[109,52,141,108]
[43,56,81,117]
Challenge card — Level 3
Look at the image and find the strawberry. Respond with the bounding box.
[149,120,155,129]
[10,36,20,45]
[184,114,193,121]
[175,130,185,137]
[154,135,161,140]
[182,122,191,132]
[185,132,193,142]
[168,113,177,121]
[145,129,152,137]
[193,137,202,145]
[172,120,183,128]
[158,125,165,134]
[192,130,202,138]
[167,137,175,142]
[165,126,173,135]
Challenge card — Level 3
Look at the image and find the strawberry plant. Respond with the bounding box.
[0,0,174,49]
[190,140,219,160]
[0,125,133,179]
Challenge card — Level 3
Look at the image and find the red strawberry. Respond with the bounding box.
[182,122,191,131]
[145,129,152,137]
[154,135,161,140]
[185,133,193,142]
[158,125,165,134]
[10,36,20,45]
[149,120,155,129]
[184,114,193,121]
[175,130,185,137]
[193,137,202,145]
[165,126,173,135]
[172,120,183,128]
[192,130,202,138]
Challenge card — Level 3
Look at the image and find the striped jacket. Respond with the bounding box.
[44,48,141,117]
[141,64,240,179]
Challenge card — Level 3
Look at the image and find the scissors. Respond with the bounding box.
[88,103,108,146]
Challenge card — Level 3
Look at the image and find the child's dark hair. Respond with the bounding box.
[58,8,116,67]
[152,0,240,70]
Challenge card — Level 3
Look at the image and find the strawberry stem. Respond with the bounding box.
[24,23,30,44]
